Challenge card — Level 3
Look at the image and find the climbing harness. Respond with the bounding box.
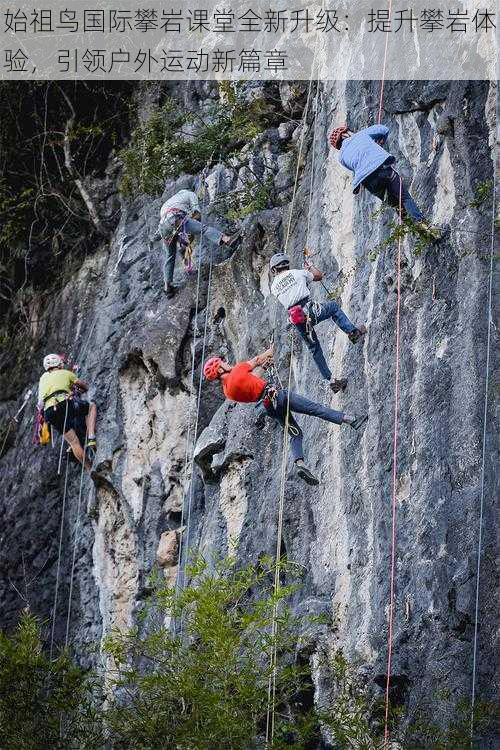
[470,170,496,737]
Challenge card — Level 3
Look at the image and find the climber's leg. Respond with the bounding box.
[269,393,318,485]
[63,428,91,471]
[286,390,345,425]
[183,216,228,246]
[313,300,357,335]
[163,238,178,295]
[265,397,304,462]
[85,402,97,448]
[287,390,368,432]
[185,216,241,248]
[294,323,332,381]
[386,168,424,222]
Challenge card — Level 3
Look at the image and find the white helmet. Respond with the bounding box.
[43,353,63,371]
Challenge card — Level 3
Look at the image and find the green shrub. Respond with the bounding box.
[119,91,278,198]
[0,611,102,750]
[103,556,322,750]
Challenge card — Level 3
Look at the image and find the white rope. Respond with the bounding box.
[265,336,295,745]
[50,452,69,658]
[180,236,215,606]
[173,166,211,632]
[470,165,496,736]
[56,399,69,475]
[265,51,321,745]
[284,75,316,251]
[305,80,323,247]
[64,430,88,648]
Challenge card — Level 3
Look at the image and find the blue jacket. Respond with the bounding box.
[339,124,395,193]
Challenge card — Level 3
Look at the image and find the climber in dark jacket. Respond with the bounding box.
[270,252,366,392]
[153,189,240,298]
[203,347,367,486]
[329,124,441,239]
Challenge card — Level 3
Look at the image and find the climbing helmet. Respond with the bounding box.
[203,356,223,381]
[329,125,349,149]
[43,353,64,371]
[269,253,290,271]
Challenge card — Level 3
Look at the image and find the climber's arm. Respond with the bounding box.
[304,260,323,282]
[364,124,389,144]
[74,378,89,393]
[248,346,274,371]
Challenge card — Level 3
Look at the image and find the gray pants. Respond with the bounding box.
[158,214,223,286]
[264,389,344,463]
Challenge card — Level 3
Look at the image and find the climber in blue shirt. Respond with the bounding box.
[329,124,441,239]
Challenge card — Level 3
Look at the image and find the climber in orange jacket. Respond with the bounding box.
[203,347,367,486]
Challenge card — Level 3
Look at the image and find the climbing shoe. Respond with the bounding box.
[86,438,96,463]
[348,325,367,344]
[295,460,320,486]
[254,411,267,429]
[349,414,368,431]
[329,377,348,393]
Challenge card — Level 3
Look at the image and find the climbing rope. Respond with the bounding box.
[265,336,295,745]
[56,399,69,475]
[64,430,88,648]
[265,41,322,745]
[50,452,69,658]
[470,170,496,736]
[174,169,209,620]
[0,389,34,459]
[377,0,394,125]
[383,179,403,747]
[174,161,220,635]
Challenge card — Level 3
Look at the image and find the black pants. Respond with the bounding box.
[362,164,424,221]
[44,399,89,435]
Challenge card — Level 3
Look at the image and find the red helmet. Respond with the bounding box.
[329,125,349,150]
[203,356,223,381]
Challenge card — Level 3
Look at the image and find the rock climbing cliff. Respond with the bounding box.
[0,79,498,740]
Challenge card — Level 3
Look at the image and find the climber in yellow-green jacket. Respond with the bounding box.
[38,353,96,469]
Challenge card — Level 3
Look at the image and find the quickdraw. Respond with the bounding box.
[182,239,194,274]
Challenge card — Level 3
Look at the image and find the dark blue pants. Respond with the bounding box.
[294,300,356,381]
[362,164,424,222]
[264,389,344,462]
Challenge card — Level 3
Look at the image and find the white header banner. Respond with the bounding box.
[0,1,497,80]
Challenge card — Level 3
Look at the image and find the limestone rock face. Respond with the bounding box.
[0,79,498,740]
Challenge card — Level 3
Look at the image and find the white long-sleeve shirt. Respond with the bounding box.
[160,189,200,219]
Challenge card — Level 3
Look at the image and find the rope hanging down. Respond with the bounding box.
[174,161,221,637]
[50,452,69,659]
[64,430,88,648]
[383,179,403,748]
[265,55,322,747]
[470,167,496,737]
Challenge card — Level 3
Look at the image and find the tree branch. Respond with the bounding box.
[59,87,108,237]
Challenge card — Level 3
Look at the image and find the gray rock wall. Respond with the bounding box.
[0,79,497,736]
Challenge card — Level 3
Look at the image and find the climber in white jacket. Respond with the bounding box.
[153,189,240,298]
